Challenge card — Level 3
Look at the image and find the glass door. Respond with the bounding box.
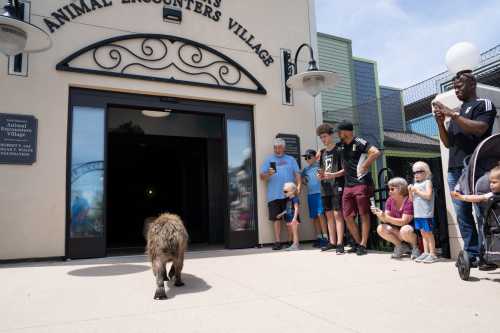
[67,105,106,259]
[226,119,258,248]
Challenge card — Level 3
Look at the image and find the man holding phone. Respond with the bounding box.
[260,138,301,250]
[433,71,497,268]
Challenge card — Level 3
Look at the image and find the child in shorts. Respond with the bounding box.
[301,149,328,247]
[282,182,301,251]
[408,161,438,263]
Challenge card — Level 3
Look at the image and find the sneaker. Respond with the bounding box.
[422,255,438,264]
[312,239,321,248]
[336,244,345,255]
[400,243,412,255]
[346,244,358,254]
[272,242,282,250]
[391,245,404,259]
[414,253,429,263]
[319,238,329,248]
[285,243,300,251]
[356,245,367,256]
[411,247,421,260]
[478,261,497,271]
[321,243,336,252]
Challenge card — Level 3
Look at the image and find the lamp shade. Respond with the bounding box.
[445,42,480,75]
[142,110,171,118]
[0,14,51,55]
[287,70,339,97]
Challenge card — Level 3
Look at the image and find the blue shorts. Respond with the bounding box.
[414,218,433,232]
[307,193,324,219]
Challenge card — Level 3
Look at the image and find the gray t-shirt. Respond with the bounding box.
[413,180,434,218]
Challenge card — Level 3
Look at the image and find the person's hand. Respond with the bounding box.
[433,101,456,118]
[296,184,302,194]
[291,219,299,226]
[451,191,462,200]
[371,206,383,218]
[408,185,414,193]
[317,168,325,180]
[268,168,276,176]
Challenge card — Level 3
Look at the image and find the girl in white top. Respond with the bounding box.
[408,161,438,263]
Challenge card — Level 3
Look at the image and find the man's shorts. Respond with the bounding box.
[414,218,433,232]
[322,187,343,212]
[342,184,372,218]
[268,198,287,221]
[307,193,324,219]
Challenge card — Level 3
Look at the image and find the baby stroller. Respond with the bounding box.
[456,133,500,280]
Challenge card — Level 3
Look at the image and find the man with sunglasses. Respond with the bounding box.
[433,71,497,268]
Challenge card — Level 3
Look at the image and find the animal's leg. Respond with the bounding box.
[173,254,185,287]
[153,258,167,300]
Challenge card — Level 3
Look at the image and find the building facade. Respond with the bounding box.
[0,0,321,260]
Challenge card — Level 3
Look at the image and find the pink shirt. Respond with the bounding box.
[385,196,413,219]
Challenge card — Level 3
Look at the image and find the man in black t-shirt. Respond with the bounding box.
[336,121,381,255]
[316,124,346,254]
[434,71,497,267]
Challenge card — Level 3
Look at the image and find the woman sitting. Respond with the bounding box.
[372,177,421,259]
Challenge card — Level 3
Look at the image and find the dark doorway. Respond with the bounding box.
[106,108,226,252]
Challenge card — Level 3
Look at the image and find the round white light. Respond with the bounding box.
[445,42,480,75]
[287,70,339,97]
[0,23,26,55]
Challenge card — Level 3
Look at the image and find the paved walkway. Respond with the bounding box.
[1,248,499,333]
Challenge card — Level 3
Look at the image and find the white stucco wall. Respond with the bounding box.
[0,0,321,259]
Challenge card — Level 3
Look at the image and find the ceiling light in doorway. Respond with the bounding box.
[141,109,172,118]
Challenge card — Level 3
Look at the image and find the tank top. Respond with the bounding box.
[412,180,434,218]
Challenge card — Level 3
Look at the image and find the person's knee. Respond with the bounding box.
[376,224,385,236]
[400,225,415,239]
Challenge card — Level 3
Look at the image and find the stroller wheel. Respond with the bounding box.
[457,250,471,281]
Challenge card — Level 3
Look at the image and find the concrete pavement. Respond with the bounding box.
[1,248,499,333]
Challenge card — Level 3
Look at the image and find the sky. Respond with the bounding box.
[315,0,500,88]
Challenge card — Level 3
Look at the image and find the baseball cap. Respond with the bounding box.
[301,149,317,158]
[336,120,353,132]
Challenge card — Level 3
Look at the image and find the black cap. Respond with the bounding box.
[337,120,353,132]
[301,149,317,158]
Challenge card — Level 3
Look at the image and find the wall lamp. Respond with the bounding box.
[0,0,51,56]
[285,43,339,98]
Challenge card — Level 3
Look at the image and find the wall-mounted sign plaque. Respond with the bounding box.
[0,113,38,165]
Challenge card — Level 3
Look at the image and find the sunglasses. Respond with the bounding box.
[283,190,292,194]
[389,187,397,191]
[413,170,425,175]
[304,155,314,160]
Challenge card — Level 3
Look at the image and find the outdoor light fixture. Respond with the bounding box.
[163,6,182,24]
[285,43,339,97]
[0,0,51,56]
[445,42,481,75]
[141,109,172,118]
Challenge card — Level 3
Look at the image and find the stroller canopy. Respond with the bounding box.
[465,133,500,195]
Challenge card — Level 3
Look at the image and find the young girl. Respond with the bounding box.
[409,161,438,263]
[282,182,301,251]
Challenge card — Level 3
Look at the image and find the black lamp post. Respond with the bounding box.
[284,43,339,98]
[0,0,51,56]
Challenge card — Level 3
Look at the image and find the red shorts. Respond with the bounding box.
[342,184,373,218]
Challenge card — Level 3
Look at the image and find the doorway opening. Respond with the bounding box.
[106,107,226,253]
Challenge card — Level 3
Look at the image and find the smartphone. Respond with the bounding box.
[270,162,277,172]
[369,197,376,208]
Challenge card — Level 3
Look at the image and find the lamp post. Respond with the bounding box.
[0,0,51,56]
[285,43,339,97]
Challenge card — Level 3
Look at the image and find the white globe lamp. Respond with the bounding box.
[0,0,52,56]
[445,42,481,75]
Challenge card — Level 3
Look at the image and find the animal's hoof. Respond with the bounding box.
[154,287,167,300]
[174,281,185,287]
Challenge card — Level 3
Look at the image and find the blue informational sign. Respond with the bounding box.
[0,113,38,165]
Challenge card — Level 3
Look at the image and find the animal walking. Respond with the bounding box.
[146,213,189,300]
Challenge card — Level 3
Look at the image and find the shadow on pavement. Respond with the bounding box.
[163,273,212,299]
[67,264,150,277]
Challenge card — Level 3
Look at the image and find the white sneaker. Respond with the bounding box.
[423,255,439,264]
[411,247,421,260]
[414,253,429,263]
[391,245,404,259]
[285,244,300,251]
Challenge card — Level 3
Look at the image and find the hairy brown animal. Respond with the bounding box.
[146,213,188,300]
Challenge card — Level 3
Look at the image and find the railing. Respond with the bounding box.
[403,44,500,106]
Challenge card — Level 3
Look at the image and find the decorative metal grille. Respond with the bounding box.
[56,34,267,95]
